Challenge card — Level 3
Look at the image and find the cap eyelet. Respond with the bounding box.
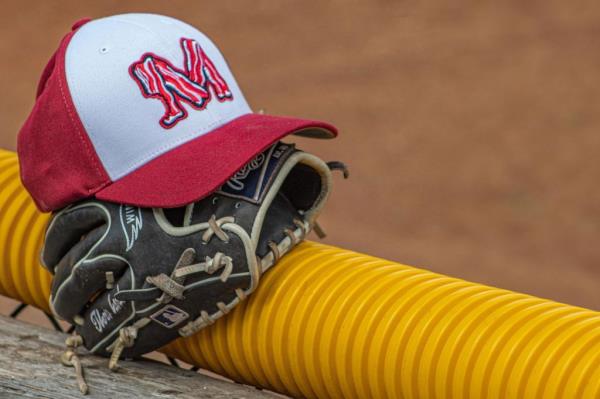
[99,46,110,54]
[234,202,241,209]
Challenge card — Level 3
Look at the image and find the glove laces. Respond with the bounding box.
[146,251,235,301]
[202,215,234,242]
[61,334,88,394]
[106,317,151,370]
[106,218,235,372]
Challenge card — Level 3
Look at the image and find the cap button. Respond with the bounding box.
[71,18,92,31]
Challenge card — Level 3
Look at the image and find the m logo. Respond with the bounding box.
[129,38,233,129]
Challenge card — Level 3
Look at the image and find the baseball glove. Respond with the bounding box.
[41,141,335,369]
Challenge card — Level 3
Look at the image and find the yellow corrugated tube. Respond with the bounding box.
[0,148,599,398]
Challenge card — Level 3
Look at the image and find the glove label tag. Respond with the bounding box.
[150,305,190,329]
[218,142,295,204]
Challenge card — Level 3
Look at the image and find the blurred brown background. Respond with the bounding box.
[0,1,598,311]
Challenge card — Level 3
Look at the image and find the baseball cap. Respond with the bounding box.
[18,13,337,212]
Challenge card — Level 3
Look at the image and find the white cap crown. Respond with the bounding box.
[65,13,251,180]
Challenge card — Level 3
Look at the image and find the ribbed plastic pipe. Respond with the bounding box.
[0,149,598,398]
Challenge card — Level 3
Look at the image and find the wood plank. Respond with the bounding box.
[0,314,274,398]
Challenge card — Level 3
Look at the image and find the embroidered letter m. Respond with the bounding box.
[130,38,233,129]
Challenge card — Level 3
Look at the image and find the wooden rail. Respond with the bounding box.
[0,314,274,398]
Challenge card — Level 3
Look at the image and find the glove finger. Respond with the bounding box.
[51,231,128,323]
[42,203,109,273]
[50,224,107,291]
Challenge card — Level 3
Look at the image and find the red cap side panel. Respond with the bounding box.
[17,26,110,212]
[95,113,337,208]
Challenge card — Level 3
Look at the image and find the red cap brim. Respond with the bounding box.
[95,113,337,208]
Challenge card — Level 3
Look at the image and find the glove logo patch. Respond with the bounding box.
[226,153,266,191]
[120,205,143,252]
[150,305,190,329]
[129,37,234,129]
[219,142,294,204]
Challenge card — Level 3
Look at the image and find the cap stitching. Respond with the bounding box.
[57,40,107,194]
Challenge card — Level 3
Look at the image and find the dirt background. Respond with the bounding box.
[0,0,598,317]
